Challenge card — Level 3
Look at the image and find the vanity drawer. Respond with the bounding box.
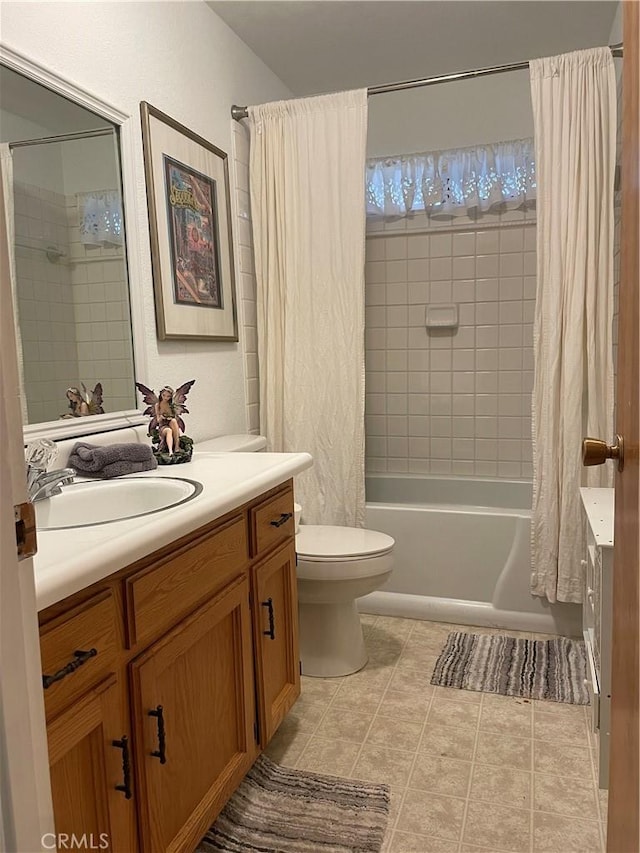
[126,515,248,647]
[250,485,295,558]
[40,590,118,722]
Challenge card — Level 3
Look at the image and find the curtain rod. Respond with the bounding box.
[8,127,115,150]
[231,42,624,121]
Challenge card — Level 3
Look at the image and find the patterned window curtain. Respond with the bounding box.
[79,190,123,246]
[366,138,536,218]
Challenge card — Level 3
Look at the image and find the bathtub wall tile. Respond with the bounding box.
[365,214,535,479]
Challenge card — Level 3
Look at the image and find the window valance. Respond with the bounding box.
[79,190,124,246]
[366,138,536,218]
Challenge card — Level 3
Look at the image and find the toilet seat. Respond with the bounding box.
[296,525,394,562]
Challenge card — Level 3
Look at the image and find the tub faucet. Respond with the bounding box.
[25,438,75,502]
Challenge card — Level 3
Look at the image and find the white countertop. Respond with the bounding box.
[580,487,615,548]
[34,451,313,611]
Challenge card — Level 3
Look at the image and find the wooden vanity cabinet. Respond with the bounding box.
[252,541,300,747]
[47,674,137,853]
[130,576,257,853]
[38,480,300,853]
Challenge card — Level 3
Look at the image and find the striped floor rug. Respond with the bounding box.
[197,755,390,853]
[431,632,589,704]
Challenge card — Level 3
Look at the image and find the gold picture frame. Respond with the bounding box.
[140,102,238,341]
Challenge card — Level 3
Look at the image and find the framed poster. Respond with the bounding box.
[140,102,238,340]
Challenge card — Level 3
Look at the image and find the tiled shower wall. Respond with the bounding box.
[14,180,135,421]
[66,196,134,414]
[14,181,77,424]
[232,120,261,435]
[364,211,536,479]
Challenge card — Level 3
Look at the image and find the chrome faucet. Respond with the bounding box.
[25,438,75,502]
[29,468,76,502]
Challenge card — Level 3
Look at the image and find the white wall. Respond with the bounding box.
[0,109,65,194]
[1,0,292,441]
[61,135,120,195]
[609,2,622,44]
[608,2,623,87]
[367,69,534,158]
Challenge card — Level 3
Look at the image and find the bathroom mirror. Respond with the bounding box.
[0,60,139,432]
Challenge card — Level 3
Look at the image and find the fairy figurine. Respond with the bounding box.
[135,380,195,463]
[62,383,104,418]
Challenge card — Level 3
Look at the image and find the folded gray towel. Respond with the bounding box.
[99,458,158,479]
[68,442,157,478]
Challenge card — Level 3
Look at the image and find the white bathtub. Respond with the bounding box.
[359,475,581,636]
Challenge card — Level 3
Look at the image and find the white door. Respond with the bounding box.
[0,150,54,850]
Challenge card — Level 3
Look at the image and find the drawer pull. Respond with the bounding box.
[112,736,132,799]
[148,705,167,764]
[262,597,276,640]
[42,648,98,689]
[269,512,292,528]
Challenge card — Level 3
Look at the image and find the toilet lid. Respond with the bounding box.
[296,525,394,560]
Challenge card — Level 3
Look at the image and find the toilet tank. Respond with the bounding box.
[196,434,267,453]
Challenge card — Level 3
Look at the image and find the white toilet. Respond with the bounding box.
[295,524,394,677]
[196,435,395,677]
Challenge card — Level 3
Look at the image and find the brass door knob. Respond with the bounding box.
[582,435,624,472]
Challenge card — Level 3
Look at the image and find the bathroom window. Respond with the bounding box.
[366,137,536,218]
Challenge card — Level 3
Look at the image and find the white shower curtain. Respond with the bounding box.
[0,144,28,424]
[249,90,368,526]
[530,48,616,603]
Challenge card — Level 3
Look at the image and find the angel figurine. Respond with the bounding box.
[135,380,195,463]
[62,383,104,418]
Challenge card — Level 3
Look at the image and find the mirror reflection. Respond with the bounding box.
[0,65,136,425]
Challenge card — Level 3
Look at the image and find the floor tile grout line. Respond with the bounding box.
[369,615,448,847]
[384,693,437,850]
[452,681,484,851]
[530,684,535,853]
[349,617,421,843]
[587,723,607,853]
[589,735,607,853]
[533,808,604,823]
[294,613,385,772]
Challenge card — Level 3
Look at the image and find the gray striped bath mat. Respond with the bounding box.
[197,754,390,852]
[431,632,589,704]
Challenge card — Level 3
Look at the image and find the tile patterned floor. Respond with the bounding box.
[265,615,607,853]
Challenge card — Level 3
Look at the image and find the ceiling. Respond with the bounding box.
[208,0,618,96]
[0,66,112,141]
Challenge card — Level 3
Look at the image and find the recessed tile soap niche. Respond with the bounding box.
[426,303,459,331]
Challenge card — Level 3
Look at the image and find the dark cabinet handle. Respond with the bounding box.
[270,512,292,528]
[42,648,98,689]
[148,705,167,764]
[262,597,275,640]
[112,736,132,799]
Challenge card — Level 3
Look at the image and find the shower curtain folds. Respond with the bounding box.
[248,90,368,526]
[529,47,616,603]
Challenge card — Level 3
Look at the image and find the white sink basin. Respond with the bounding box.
[35,477,202,530]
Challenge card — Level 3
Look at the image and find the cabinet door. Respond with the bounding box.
[47,675,137,853]
[252,541,300,746]
[130,576,257,853]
